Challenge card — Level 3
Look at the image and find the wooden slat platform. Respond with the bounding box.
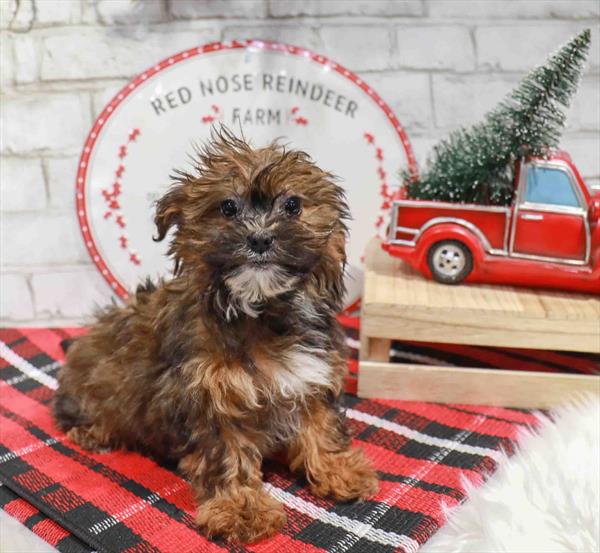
[358,238,600,408]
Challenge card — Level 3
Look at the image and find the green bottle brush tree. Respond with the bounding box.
[405,29,591,206]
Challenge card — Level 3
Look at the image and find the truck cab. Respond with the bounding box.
[383,151,600,293]
[511,154,595,264]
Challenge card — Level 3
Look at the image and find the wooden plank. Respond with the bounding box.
[367,338,392,362]
[365,260,599,320]
[361,312,600,352]
[358,361,600,409]
[362,238,600,353]
[364,238,600,318]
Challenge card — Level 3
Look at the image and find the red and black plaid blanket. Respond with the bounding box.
[1,328,594,553]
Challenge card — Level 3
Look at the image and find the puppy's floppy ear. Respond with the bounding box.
[153,185,187,242]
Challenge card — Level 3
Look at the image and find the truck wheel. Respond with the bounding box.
[427,240,473,284]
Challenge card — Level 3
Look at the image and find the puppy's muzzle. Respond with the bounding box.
[247,233,274,254]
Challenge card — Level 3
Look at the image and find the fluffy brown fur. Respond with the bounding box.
[53,128,378,543]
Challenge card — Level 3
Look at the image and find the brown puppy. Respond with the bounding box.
[53,129,378,543]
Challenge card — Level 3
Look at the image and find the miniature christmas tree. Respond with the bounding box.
[406,29,591,205]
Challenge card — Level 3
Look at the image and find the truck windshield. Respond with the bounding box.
[525,167,580,208]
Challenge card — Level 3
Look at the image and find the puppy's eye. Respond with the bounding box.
[284,196,302,216]
[220,199,238,218]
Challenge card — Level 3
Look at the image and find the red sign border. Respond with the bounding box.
[75,39,418,300]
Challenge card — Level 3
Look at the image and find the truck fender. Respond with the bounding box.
[414,223,487,276]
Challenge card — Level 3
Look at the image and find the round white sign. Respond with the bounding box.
[76,40,416,307]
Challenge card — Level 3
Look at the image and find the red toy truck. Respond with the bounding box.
[383,152,600,294]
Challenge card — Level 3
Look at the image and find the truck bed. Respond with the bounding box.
[390,199,511,253]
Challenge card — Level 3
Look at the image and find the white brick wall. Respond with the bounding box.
[40,27,218,81]
[270,0,423,17]
[395,26,475,71]
[1,157,46,211]
[1,92,91,154]
[0,0,598,326]
[320,25,394,71]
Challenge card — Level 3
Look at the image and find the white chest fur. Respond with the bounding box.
[225,266,298,319]
[272,347,332,401]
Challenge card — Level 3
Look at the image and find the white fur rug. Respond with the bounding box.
[422,396,600,553]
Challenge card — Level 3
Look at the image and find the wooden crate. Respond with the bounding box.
[358,238,600,408]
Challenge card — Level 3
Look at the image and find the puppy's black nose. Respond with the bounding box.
[247,233,273,254]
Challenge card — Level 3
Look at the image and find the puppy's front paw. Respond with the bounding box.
[67,426,111,453]
[195,486,286,543]
[309,447,378,501]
